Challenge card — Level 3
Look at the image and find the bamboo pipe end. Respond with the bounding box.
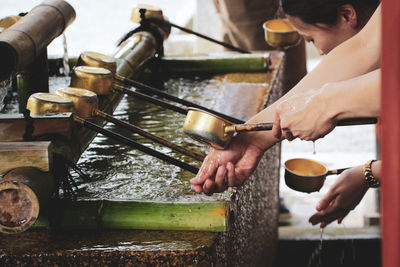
[0,180,39,234]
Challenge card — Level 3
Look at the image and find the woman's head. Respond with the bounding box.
[281,0,380,54]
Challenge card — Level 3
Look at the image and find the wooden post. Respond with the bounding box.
[0,113,72,142]
[0,167,55,234]
[381,0,400,266]
[0,141,52,174]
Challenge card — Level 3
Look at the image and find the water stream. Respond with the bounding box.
[62,33,70,78]
[307,227,324,267]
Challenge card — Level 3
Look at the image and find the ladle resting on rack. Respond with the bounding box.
[54,87,205,161]
[130,5,250,54]
[75,51,244,124]
[26,93,200,174]
[183,108,378,149]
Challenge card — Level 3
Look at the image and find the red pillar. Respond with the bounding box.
[381,0,400,266]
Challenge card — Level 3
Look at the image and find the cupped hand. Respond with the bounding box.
[308,166,369,228]
[272,86,337,141]
[190,133,265,194]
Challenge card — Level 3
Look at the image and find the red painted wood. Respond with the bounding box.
[381,1,400,266]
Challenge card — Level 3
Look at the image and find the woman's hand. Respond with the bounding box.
[272,85,337,141]
[309,165,369,228]
[190,133,265,194]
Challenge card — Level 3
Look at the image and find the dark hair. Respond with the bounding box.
[281,0,380,29]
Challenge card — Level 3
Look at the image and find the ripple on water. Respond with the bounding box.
[76,76,230,201]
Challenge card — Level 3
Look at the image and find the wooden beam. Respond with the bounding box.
[0,113,72,142]
[0,141,52,173]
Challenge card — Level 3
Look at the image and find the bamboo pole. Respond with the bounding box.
[47,200,228,232]
[157,53,271,73]
[0,167,54,234]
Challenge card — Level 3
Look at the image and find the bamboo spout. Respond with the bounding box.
[0,0,76,80]
[0,167,55,234]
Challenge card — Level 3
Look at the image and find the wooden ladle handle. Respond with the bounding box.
[337,117,377,126]
[226,122,273,133]
[327,167,351,176]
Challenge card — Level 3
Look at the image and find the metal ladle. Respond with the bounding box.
[75,51,244,124]
[183,108,273,149]
[54,87,205,161]
[284,158,350,193]
[26,92,199,174]
[263,18,300,49]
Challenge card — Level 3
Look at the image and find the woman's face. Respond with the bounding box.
[286,15,358,55]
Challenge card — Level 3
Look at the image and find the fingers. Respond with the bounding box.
[215,165,227,192]
[227,162,236,187]
[191,184,203,193]
[316,190,338,211]
[319,210,348,228]
[202,178,216,195]
[272,112,282,140]
[190,153,218,186]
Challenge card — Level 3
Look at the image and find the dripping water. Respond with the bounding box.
[307,227,324,267]
[312,141,316,155]
[62,34,70,78]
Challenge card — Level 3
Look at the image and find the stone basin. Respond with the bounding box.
[0,51,284,266]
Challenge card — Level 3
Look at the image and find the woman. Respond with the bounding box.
[190,2,381,195]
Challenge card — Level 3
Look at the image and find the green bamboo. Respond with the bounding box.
[158,53,270,73]
[39,200,228,232]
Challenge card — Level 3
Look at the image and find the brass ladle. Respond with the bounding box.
[26,92,199,174]
[263,18,300,49]
[54,87,205,161]
[75,51,244,124]
[183,108,273,149]
[284,158,350,193]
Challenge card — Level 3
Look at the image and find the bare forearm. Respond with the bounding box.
[327,69,380,120]
[241,5,381,150]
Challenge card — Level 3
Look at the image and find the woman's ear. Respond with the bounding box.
[338,4,358,28]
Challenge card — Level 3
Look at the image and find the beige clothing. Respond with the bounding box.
[213,0,307,93]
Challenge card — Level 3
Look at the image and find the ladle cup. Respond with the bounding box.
[263,18,300,49]
[26,92,200,174]
[183,108,273,149]
[284,158,350,193]
[74,53,244,124]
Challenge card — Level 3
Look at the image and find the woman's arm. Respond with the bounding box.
[272,69,380,141]
[191,5,381,194]
[309,160,381,228]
